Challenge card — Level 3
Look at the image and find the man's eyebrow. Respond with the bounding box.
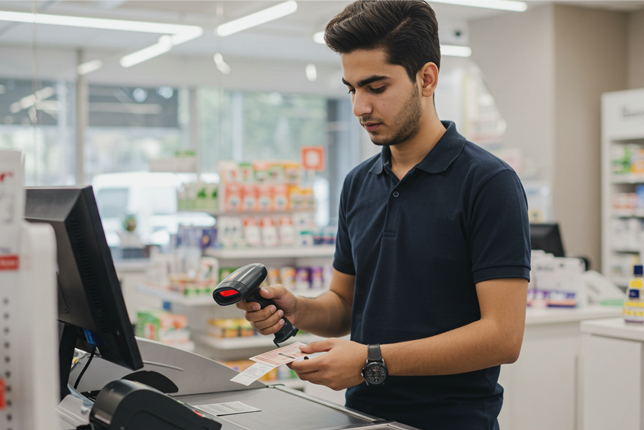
[342,75,390,88]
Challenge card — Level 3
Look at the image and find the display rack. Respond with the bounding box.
[601,88,644,287]
[204,245,335,259]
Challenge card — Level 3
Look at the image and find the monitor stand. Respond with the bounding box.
[59,324,79,401]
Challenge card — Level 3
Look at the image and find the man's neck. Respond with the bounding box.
[389,115,446,180]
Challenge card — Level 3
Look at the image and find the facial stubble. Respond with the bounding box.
[367,83,423,147]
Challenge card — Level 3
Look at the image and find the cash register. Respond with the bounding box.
[26,186,418,430]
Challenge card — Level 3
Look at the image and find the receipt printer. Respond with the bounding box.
[87,379,222,430]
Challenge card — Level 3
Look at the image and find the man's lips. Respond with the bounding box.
[362,122,381,132]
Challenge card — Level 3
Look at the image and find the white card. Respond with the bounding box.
[195,401,261,416]
[230,362,275,386]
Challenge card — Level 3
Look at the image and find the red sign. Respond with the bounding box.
[301,146,326,171]
[0,255,19,271]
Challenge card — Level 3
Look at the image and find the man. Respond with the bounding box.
[237,1,531,428]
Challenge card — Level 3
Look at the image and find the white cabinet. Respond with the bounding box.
[602,88,644,287]
[498,306,621,430]
[581,318,644,430]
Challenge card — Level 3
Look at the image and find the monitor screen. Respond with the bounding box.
[25,186,143,398]
[530,223,565,257]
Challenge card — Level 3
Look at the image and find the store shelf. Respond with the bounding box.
[612,209,644,217]
[612,276,631,287]
[179,209,316,217]
[193,333,323,350]
[611,248,641,253]
[136,285,214,306]
[204,245,335,259]
[611,174,644,184]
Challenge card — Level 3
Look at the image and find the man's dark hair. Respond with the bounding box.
[325,0,441,82]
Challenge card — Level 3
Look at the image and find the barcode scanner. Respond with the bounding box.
[212,263,298,347]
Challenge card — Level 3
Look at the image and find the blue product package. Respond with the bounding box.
[200,227,218,249]
[636,184,644,209]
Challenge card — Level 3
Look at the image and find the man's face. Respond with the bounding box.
[341,49,423,146]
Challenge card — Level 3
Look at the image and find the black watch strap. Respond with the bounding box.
[368,344,382,362]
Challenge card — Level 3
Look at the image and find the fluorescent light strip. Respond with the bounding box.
[121,36,173,68]
[217,1,297,37]
[441,44,472,57]
[0,10,201,34]
[428,0,527,12]
[77,59,103,75]
[313,31,325,45]
[213,53,231,74]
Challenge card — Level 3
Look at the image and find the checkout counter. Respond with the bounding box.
[57,338,418,430]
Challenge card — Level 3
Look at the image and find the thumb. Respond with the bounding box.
[300,340,334,354]
[261,285,288,300]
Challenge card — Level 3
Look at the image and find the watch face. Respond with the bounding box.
[364,362,387,385]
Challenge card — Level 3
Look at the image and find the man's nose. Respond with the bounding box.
[352,93,372,118]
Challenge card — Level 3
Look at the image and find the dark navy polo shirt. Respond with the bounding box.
[333,121,531,430]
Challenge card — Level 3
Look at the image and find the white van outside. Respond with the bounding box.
[91,172,217,247]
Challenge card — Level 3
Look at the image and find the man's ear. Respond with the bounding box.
[419,62,439,98]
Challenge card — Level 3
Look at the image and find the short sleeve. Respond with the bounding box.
[333,182,356,276]
[469,169,531,284]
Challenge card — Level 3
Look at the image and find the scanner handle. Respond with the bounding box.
[246,288,299,347]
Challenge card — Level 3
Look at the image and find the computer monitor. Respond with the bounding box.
[24,186,143,400]
[530,223,566,257]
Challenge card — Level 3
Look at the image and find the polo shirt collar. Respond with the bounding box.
[368,121,466,175]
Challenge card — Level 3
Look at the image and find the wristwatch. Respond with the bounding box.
[361,344,388,386]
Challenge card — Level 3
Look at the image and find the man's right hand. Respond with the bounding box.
[235,285,298,336]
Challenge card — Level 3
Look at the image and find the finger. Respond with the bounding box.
[300,339,334,354]
[251,308,284,331]
[261,285,290,301]
[243,305,277,323]
[254,319,285,336]
[290,356,321,373]
[235,300,262,312]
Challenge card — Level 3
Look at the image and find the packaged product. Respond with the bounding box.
[280,267,296,290]
[269,163,285,184]
[253,161,272,184]
[278,216,296,246]
[284,162,301,185]
[267,267,281,286]
[242,185,258,212]
[257,184,273,211]
[240,162,255,184]
[272,185,289,212]
[295,267,311,290]
[243,217,262,247]
[261,217,279,248]
[137,309,190,345]
[224,183,243,212]
[219,161,242,184]
[310,266,324,289]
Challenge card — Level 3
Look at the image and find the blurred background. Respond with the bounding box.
[3,1,644,423]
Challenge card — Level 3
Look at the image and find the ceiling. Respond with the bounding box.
[0,0,643,66]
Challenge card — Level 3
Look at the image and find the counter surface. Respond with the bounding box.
[581,316,644,341]
[525,305,621,326]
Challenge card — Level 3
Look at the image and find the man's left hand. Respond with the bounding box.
[288,339,368,391]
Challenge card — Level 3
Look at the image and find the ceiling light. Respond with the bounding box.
[0,11,203,67]
[214,53,231,75]
[313,31,325,45]
[77,59,103,76]
[306,64,317,82]
[121,35,173,68]
[216,1,298,37]
[0,10,202,34]
[428,0,527,12]
[441,45,472,57]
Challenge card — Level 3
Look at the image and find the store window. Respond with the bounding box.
[0,78,74,185]
[85,84,186,182]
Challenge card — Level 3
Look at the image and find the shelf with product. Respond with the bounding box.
[602,89,644,288]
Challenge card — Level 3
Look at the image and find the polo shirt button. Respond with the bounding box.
[393,191,400,198]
